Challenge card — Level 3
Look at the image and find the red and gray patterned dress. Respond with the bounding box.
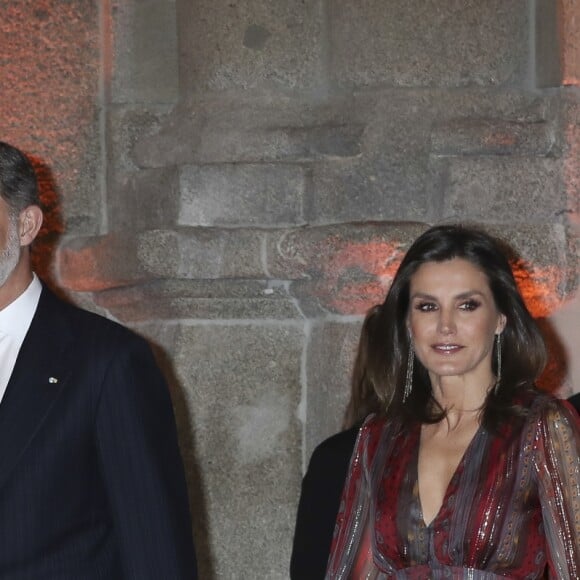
[326,392,580,579]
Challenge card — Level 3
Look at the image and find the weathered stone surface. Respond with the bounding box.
[308,157,431,224]
[131,89,555,177]
[277,223,418,317]
[94,279,302,322]
[307,94,435,223]
[107,105,173,175]
[179,164,306,226]
[137,229,265,279]
[430,119,557,157]
[109,167,181,231]
[535,0,561,87]
[109,0,179,103]
[559,0,580,86]
[132,93,363,168]
[443,157,566,224]
[268,221,574,318]
[62,218,573,319]
[59,228,267,290]
[119,322,212,570]
[561,91,580,238]
[485,223,574,316]
[178,0,323,91]
[413,89,552,126]
[547,90,580,397]
[58,234,146,291]
[129,90,556,230]
[563,90,580,127]
[535,317,570,395]
[0,0,101,237]
[307,91,557,225]
[266,221,426,282]
[157,322,304,579]
[304,320,363,462]
[549,290,580,396]
[329,0,529,88]
[125,89,559,232]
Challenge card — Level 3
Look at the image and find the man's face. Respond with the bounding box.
[0,199,22,287]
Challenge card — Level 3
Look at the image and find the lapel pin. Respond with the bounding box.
[48,377,58,384]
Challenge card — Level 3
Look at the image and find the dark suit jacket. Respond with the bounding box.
[290,424,360,580]
[0,286,197,579]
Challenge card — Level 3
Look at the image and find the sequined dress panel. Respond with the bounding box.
[325,393,580,579]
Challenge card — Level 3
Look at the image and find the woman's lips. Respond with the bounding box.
[431,343,463,354]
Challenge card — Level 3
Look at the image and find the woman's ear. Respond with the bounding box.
[18,205,43,246]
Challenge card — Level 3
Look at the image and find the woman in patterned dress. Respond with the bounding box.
[326,224,580,579]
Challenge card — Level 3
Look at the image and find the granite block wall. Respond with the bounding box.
[1,1,579,577]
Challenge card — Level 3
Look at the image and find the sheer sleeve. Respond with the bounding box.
[325,417,373,579]
[534,399,580,580]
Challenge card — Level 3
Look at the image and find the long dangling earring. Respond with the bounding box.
[403,343,414,402]
[494,333,502,394]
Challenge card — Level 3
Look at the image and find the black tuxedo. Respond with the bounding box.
[0,286,197,578]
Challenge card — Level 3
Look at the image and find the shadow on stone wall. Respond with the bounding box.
[29,155,64,292]
[150,342,215,580]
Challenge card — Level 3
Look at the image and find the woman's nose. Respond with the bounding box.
[437,310,456,334]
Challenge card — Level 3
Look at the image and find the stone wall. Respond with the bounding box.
[1,1,579,578]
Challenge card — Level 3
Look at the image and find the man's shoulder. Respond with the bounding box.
[38,285,143,347]
[311,424,361,463]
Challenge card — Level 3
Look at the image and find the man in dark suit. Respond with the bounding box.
[0,141,197,578]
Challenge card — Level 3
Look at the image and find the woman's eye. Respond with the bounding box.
[415,302,437,312]
[460,300,480,311]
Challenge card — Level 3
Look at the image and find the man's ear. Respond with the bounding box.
[18,205,43,246]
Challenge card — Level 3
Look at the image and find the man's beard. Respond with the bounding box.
[0,215,21,287]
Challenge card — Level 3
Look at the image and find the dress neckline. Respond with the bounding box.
[414,421,485,528]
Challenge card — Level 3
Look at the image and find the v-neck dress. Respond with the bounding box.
[325,392,580,579]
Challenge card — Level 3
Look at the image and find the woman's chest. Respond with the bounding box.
[370,424,543,570]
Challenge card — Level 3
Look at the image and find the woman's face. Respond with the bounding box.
[407,258,506,385]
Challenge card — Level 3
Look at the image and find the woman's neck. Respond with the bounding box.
[429,374,494,428]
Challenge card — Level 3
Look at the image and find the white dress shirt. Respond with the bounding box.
[0,274,41,403]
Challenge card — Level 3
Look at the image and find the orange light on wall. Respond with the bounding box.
[559,0,580,86]
[307,240,407,315]
[307,236,571,319]
[511,260,570,318]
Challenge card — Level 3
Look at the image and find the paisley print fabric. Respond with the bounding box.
[326,392,580,579]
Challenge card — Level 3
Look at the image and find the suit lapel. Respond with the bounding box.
[0,287,73,491]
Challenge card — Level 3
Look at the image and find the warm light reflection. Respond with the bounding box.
[511,260,569,318]
[559,0,580,87]
[0,1,102,287]
[317,240,406,315]
[58,234,137,292]
[308,237,571,320]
